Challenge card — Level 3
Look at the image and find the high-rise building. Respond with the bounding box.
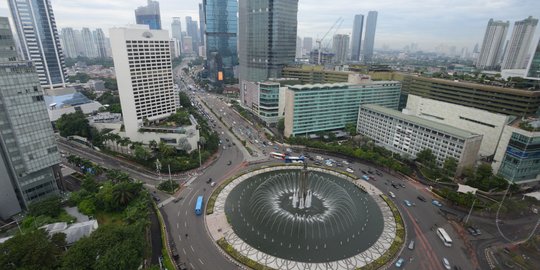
[363,11,378,63]
[171,17,183,55]
[0,17,61,220]
[186,16,200,54]
[502,16,538,70]
[61,28,79,59]
[109,25,176,139]
[182,36,193,53]
[527,38,540,78]
[204,0,238,81]
[303,37,313,55]
[350,14,364,62]
[332,34,349,64]
[135,0,162,30]
[238,0,298,83]
[8,0,67,89]
[93,28,108,58]
[476,19,509,70]
[199,3,206,47]
[296,36,302,59]
[81,28,98,58]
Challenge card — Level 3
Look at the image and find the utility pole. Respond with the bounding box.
[198,143,202,168]
[155,159,162,185]
[168,164,173,193]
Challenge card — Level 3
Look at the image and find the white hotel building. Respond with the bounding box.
[357,104,483,174]
[109,25,198,151]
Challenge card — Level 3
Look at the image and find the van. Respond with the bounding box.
[408,240,415,250]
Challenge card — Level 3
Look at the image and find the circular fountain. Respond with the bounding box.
[224,165,385,263]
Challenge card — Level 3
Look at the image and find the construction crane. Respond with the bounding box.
[315,17,343,65]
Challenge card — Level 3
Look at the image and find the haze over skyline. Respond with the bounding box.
[1,0,539,52]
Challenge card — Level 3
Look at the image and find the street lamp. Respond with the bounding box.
[155,159,162,185]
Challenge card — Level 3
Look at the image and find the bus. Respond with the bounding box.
[270,152,286,159]
[436,228,453,247]
[195,195,204,216]
[285,156,305,163]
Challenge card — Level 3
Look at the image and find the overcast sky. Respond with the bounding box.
[0,0,539,51]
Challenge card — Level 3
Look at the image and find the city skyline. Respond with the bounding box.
[1,0,539,51]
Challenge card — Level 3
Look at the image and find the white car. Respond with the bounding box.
[389,191,396,198]
[315,156,324,161]
[342,160,349,165]
[210,182,216,187]
[346,168,354,173]
[442,258,451,270]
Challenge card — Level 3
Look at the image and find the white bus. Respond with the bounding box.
[436,228,453,247]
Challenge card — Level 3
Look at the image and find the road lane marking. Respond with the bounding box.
[177,211,180,217]
[198,258,204,265]
[190,263,195,269]
[179,235,182,241]
[190,245,194,252]
[176,223,179,229]
[185,210,188,216]
[184,221,187,227]
[183,248,186,255]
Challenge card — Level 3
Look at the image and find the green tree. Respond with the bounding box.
[134,145,151,161]
[277,118,285,135]
[112,182,141,207]
[55,111,91,138]
[344,122,357,136]
[416,148,436,167]
[443,157,458,177]
[148,139,158,151]
[158,141,176,158]
[28,196,62,218]
[0,229,63,270]
[82,175,100,193]
[106,169,131,183]
[179,92,192,108]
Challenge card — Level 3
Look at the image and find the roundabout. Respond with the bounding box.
[206,164,403,270]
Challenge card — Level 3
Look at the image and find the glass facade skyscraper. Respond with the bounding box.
[363,11,378,63]
[527,39,540,78]
[238,0,299,83]
[8,0,67,89]
[350,14,364,62]
[204,0,238,81]
[135,0,162,30]
[0,17,61,220]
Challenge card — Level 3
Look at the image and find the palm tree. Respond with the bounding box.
[112,182,137,207]
[148,139,158,152]
[119,137,131,154]
[109,133,121,152]
[158,141,175,158]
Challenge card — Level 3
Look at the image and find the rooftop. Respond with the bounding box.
[288,80,401,91]
[362,104,482,139]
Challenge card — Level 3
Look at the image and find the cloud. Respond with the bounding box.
[1,0,538,50]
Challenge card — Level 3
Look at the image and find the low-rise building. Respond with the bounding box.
[492,118,540,185]
[357,104,483,174]
[403,94,514,158]
[284,77,401,137]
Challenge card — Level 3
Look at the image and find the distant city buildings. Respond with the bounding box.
[332,34,350,64]
[350,14,364,62]
[296,36,303,59]
[198,3,206,47]
[0,17,61,220]
[476,19,509,70]
[8,0,67,89]
[238,0,298,83]
[203,0,238,81]
[186,16,200,55]
[303,37,313,56]
[135,0,162,30]
[60,27,110,59]
[363,11,378,63]
[171,17,183,55]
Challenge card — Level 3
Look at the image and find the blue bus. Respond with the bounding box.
[195,195,204,216]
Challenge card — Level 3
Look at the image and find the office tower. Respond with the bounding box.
[61,28,79,59]
[186,17,200,54]
[199,3,206,47]
[363,11,378,63]
[171,17,183,54]
[296,36,302,59]
[204,0,238,81]
[81,27,98,58]
[170,39,181,58]
[135,0,162,30]
[332,34,349,64]
[350,14,364,62]
[0,17,61,220]
[527,39,540,78]
[303,37,313,55]
[93,28,108,58]
[476,19,509,70]
[238,0,298,83]
[74,29,85,57]
[8,0,67,89]
[182,36,193,53]
[109,25,176,139]
[502,16,538,69]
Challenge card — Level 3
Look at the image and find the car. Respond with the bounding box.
[346,168,354,173]
[392,183,399,189]
[325,161,333,167]
[408,240,415,250]
[210,182,216,187]
[376,170,382,176]
[467,226,482,236]
[335,163,343,167]
[399,183,406,188]
[309,157,315,161]
[417,195,427,202]
[173,197,183,203]
[367,170,374,174]
[315,156,324,161]
[395,258,405,268]
[227,160,232,166]
[404,200,412,207]
[361,170,367,174]
[389,191,396,198]
[370,176,377,181]
[342,160,349,165]
[442,258,451,270]
[314,161,322,165]
[206,178,212,184]
[432,200,443,207]
[152,195,160,202]
[223,146,226,150]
